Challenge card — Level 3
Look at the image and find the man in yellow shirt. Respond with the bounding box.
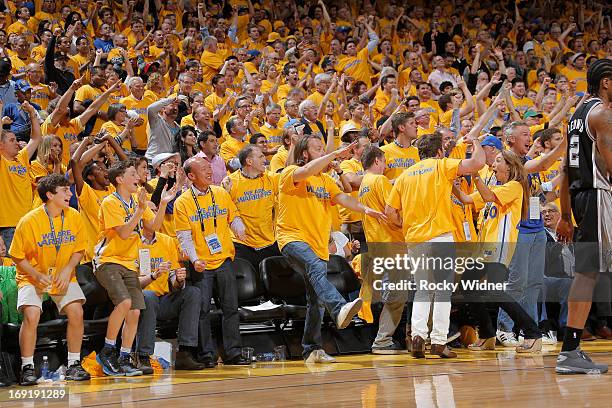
[358,145,407,354]
[277,135,385,363]
[559,53,587,94]
[9,174,90,385]
[200,36,225,83]
[339,134,369,240]
[223,145,281,270]
[381,112,421,180]
[135,231,204,372]
[336,19,379,87]
[120,77,158,156]
[385,131,486,359]
[95,160,174,377]
[510,78,535,116]
[9,35,34,77]
[258,103,283,153]
[220,116,248,170]
[73,66,109,134]
[204,74,233,133]
[0,102,41,250]
[174,156,250,367]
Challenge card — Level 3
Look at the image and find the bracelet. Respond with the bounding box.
[150,273,157,281]
[336,170,344,175]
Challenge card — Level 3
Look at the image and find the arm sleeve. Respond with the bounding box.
[176,230,198,263]
[366,31,379,54]
[150,176,170,206]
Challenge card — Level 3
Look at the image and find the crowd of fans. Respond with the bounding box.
[0,0,610,387]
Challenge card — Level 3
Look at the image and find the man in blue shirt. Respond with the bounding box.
[2,80,41,142]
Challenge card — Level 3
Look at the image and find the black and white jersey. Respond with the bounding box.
[567,97,612,193]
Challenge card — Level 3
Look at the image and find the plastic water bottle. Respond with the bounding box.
[41,356,50,380]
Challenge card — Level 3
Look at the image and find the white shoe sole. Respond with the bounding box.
[337,298,363,329]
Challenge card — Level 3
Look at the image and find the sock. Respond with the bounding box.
[21,356,34,368]
[104,338,116,349]
[67,352,81,366]
[561,327,583,352]
[119,347,131,357]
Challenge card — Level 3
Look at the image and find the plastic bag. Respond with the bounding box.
[82,352,105,378]
[149,356,165,375]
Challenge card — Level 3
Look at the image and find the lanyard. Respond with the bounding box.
[190,186,217,232]
[113,192,142,235]
[43,205,65,259]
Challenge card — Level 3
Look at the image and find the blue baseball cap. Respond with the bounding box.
[283,118,300,129]
[481,135,503,150]
[14,79,31,93]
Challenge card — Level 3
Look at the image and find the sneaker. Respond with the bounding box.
[66,362,90,381]
[97,347,122,376]
[305,349,336,364]
[118,354,143,377]
[336,298,363,329]
[542,331,558,345]
[496,330,519,347]
[556,349,608,375]
[19,364,37,386]
[136,354,154,375]
[372,342,409,355]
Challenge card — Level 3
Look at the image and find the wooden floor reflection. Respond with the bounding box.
[3,341,612,407]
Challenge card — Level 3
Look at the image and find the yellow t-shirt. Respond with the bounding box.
[200,50,225,83]
[29,83,53,111]
[339,158,364,224]
[95,193,155,272]
[227,170,279,249]
[74,85,105,133]
[220,137,247,164]
[337,48,373,87]
[471,181,523,265]
[29,161,67,209]
[358,173,404,243]
[120,90,157,151]
[560,66,587,93]
[511,95,535,115]
[9,206,86,293]
[380,142,420,180]
[387,158,462,242]
[174,186,238,270]
[204,92,232,131]
[9,54,33,75]
[276,165,343,260]
[141,232,181,297]
[258,124,284,149]
[101,121,131,151]
[0,149,33,228]
[269,145,289,173]
[78,183,114,263]
[42,117,85,166]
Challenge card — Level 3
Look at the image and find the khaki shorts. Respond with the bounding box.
[95,263,145,310]
[17,282,85,313]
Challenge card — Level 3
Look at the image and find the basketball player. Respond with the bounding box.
[556,58,612,374]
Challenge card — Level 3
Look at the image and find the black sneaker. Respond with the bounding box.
[97,347,122,376]
[19,364,37,386]
[137,354,154,375]
[118,354,143,377]
[66,362,91,381]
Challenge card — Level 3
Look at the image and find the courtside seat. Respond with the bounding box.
[260,256,307,320]
[327,255,361,300]
[234,258,285,323]
[4,319,68,343]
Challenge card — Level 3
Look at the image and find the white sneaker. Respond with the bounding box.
[305,349,337,364]
[542,330,558,345]
[496,330,520,347]
[336,298,363,329]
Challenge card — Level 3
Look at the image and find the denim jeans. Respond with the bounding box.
[281,241,347,359]
[498,229,547,332]
[136,287,201,355]
[540,276,572,328]
[190,259,242,361]
[0,227,16,253]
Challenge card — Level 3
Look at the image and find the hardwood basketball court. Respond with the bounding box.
[2,342,611,407]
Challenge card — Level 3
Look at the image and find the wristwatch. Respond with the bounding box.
[150,273,157,281]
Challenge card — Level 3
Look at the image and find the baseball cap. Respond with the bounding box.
[336,26,351,34]
[523,41,535,53]
[54,51,68,60]
[14,79,31,93]
[152,152,180,170]
[523,110,543,119]
[480,135,503,150]
[267,32,281,43]
[143,61,160,74]
[246,50,261,59]
[273,21,285,31]
[283,118,300,129]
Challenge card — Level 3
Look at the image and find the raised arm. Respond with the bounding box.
[292,140,358,183]
[24,102,42,159]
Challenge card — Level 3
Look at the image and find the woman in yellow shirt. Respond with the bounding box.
[100,104,140,152]
[30,135,67,208]
[453,150,542,353]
